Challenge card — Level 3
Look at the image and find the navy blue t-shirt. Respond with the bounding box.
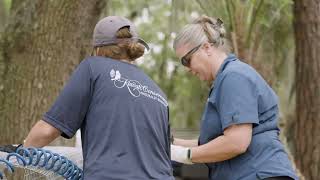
[43,56,174,180]
[199,54,298,180]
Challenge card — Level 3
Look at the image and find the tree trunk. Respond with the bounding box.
[292,0,320,179]
[0,0,106,146]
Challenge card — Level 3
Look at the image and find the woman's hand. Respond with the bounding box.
[171,145,193,164]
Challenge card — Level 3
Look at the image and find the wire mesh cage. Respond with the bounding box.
[0,146,83,180]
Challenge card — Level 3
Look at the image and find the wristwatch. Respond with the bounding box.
[170,134,174,144]
[187,148,192,161]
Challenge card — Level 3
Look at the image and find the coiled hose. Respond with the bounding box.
[0,147,83,180]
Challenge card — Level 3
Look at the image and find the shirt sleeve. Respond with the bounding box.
[42,60,92,139]
[216,72,259,130]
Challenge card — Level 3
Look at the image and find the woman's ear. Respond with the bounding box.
[202,42,212,56]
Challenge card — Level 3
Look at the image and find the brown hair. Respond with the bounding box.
[93,27,145,61]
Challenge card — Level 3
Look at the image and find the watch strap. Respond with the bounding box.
[187,148,192,160]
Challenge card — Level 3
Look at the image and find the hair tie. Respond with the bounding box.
[216,18,223,27]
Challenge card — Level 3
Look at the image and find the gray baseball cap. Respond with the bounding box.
[93,16,149,50]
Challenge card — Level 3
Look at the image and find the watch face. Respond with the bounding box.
[170,134,174,144]
[187,148,191,160]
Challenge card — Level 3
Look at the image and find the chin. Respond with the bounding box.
[204,77,214,82]
[198,76,206,81]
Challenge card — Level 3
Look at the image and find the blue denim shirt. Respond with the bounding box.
[199,54,298,180]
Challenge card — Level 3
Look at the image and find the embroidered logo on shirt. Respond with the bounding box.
[110,69,168,107]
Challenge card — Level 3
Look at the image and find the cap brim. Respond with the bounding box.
[136,38,150,51]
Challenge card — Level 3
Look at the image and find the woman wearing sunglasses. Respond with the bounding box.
[170,15,298,180]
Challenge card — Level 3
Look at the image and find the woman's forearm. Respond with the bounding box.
[191,124,252,163]
[191,135,244,163]
[24,120,61,148]
[173,138,198,147]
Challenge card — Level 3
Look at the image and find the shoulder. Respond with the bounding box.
[214,61,259,98]
[81,56,132,78]
[221,60,259,85]
[217,60,276,101]
[81,56,113,67]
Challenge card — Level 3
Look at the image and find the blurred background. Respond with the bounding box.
[0,0,319,179]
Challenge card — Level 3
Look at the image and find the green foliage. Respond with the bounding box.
[104,0,208,128]
[105,0,294,129]
[3,0,11,13]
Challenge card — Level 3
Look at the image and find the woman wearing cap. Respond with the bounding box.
[170,15,298,180]
[23,16,174,179]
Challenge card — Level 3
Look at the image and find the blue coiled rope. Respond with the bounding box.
[0,147,83,180]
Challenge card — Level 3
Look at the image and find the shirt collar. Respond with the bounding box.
[210,53,237,89]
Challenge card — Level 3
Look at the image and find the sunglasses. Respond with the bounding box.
[180,44,202,67]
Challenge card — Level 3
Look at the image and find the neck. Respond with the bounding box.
[210,51,228,79]
[119,59,133,64]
